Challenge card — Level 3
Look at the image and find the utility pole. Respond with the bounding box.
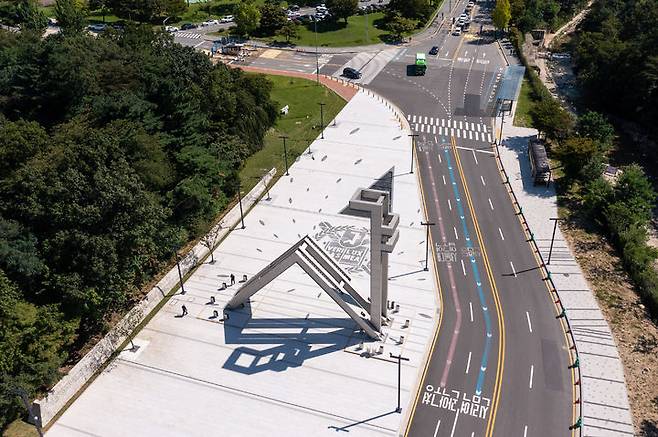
[237,180,245,229]
[408,134,419,173]
[319,102,326,140]
[548,217,562,265]
[390,353,410,413]
[279,135,290,176]
[421,221,436,270]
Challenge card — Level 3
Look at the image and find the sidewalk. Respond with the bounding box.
[497,121,635,436]
[45,87,438,437]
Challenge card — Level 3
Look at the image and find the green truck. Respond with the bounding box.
[414,53,427,76]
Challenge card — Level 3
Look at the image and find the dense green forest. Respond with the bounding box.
[0,25,276,428]
[571,0,658,141]
[510,0,658,326]
[509,0,587,31]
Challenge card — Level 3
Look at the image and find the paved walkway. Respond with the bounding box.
[497,120,635,436]
[45,88,437,437]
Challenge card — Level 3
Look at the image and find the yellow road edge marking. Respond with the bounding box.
[490,139,578,436]
[450,136,506,437]
[451,35,467,62]
[402,141,445,437]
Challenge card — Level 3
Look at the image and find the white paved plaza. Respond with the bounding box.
[46,92,438,437]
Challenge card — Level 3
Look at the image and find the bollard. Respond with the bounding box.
[210,296,216,304]
[213,310,219,318]
[242,274,247,282]
[399,335,405,344]
[402,319,410,329]
[357,341,363,351]
[558,308,566,318]
[394,304,400,313]
[222,282,227,290]
[378,345,384,355]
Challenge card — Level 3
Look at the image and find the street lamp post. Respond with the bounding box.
[279,135,290,175]
[408,134,419,173]
[421,221,436,271]
[175,252,186,295]
[314,18,320,85]
[390,353,410,413]
[319,102,326,140]
[13,387,43,437]
[548,217,562,265]
[237,181,245,229]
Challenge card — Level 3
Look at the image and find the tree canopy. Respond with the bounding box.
[0,25,277,429]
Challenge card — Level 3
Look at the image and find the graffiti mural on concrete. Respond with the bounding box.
[313,222,370,274]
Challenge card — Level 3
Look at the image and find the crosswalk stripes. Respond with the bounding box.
[176,32,202,39]
[408,115,493,143]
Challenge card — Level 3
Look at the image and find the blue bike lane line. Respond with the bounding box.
[443,147,494,397]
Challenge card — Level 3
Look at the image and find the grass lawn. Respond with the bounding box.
[514,78,536,127]
[239,74,347,192]
[261,12,390,48]
[3,420,38,437]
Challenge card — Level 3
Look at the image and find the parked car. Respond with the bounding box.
[220,15,234,23]
[202,19,219,26]
[429,46,439,55]
[289,4,300,11]
[452,26,461,36]
[88,23,107,32]
[165,25,179,32]
[342,67,362,79]
[180,23,198,30]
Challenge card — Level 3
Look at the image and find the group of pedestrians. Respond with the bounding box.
[179,273,237,317]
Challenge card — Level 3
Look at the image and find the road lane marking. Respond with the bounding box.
[524,425,528,437]
[510,261,517,277]
[444,143,493,397]
[448,199,452,211]
[450,137,505,436]
[498,227,504,240]
[488,198,494,210]
[480,175,486,186]
[469,301,474,322]
[450,411,460,437]
[443,175,447,184]
[438,154,442,163]
[466,351,472,374]
[461,259,466,276]
[529,365,534,389]
[526,311,533,333]
[433,419,442,437]
[454,226,459,239]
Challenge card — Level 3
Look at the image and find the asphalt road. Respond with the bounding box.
[367,1,576,436]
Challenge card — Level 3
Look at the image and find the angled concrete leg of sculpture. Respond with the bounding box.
[225,235,380,339]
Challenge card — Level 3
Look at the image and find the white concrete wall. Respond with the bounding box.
[32,169,275,427]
